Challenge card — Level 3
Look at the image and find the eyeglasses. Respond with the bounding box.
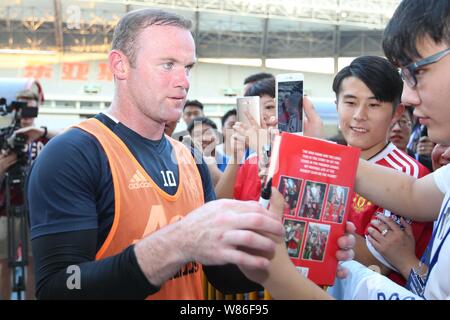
[392,119,412,129]
[401,47,450,88]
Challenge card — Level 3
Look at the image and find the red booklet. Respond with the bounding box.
[268,132,360,286]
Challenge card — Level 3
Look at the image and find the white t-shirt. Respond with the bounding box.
[328,260,421,300]
[424,164,450,299]
[329,164,450,300]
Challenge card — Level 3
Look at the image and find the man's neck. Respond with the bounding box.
[359,141,389,160]
[107,99,165,141]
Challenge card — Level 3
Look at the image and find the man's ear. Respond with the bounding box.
[108,50,130,81]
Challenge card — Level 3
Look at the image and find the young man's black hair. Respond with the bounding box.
[332,55,403,111]
[183,99,204,111]
[383,0,450,67]
[243,72,274,85]
[244,78,275,98]
[187,116,217,133]
[221,109,236,128]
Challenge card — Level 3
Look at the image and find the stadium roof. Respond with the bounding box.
[0,0,402,58]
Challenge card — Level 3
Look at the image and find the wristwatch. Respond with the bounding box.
[40,126,48,139]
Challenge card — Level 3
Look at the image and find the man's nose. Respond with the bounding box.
[401,84,421,108]
[353,105,368,120]
[175,68,190,89]
[391,122,402,131]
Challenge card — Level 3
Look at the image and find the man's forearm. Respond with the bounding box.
[32,231,159,299]
[215,159,241,199]
[134,218,190,286]
[263,245,332,300]
[356,159,442,221]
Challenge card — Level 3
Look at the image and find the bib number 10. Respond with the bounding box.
[161,170,176,187]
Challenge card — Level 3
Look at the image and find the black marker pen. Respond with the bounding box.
[259,178,272,209]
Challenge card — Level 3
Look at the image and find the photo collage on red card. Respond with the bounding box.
[279,176,343,262]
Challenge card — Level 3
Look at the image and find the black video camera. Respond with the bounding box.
[0,97,39,166]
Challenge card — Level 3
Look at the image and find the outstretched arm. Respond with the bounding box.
[356,159,444,222]
[214,131,246,199]
[15,126,63,142]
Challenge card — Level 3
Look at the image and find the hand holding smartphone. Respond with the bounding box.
[237,96,261,127]
[276,73,304,134]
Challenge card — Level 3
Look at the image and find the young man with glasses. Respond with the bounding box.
[332,55,432,286]
[239,0,450,300]
[341,0,450,298]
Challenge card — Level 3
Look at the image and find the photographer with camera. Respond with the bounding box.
[8,89,60,157]
[0,89,57,300]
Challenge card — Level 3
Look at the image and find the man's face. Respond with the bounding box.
[388,110,413,152]
[337,76,400,159]
[401,36,450,145]
[190,122,218,155]
[125,25,196,126]
[18,99,38,128]
[183,105,203,126]
[260,94,276,127]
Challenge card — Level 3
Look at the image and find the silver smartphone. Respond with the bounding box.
[237,96,261,127]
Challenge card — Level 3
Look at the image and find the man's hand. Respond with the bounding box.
[416,136,435,156]
[367,215,417,278]
[181,199,284,268]
[134,198,284,286]
[14,126,45,144]
[228,130,246,165]
[233,111,263,153]
[335,221,356,279]
[303,96,324,139]
[0,152,18,175]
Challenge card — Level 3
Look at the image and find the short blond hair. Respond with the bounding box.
[111,8,192,68]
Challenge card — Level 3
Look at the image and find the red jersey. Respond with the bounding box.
[349,143,433,285]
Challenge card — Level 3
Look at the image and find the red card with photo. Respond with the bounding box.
[268,132,360,286]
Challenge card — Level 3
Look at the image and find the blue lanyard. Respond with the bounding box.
[423,196,450,287]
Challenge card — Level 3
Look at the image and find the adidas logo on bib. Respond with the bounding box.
[128,170,152,189]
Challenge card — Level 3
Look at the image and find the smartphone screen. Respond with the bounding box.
[277,76,303,133]
[237,96,261,127]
